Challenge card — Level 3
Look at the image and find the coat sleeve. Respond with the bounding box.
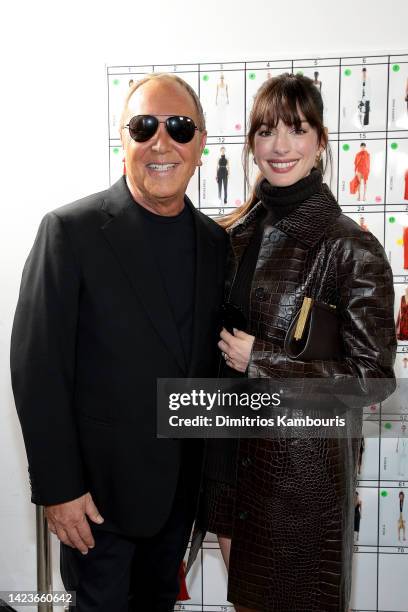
[247,232,397,404]
[10,212,87,506]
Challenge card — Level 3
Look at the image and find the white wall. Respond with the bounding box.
[1,0,407,609]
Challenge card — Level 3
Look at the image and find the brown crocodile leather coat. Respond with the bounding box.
[223,184,396,611]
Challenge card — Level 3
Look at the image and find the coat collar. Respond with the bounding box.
[100,176,216,375]
[230,183,342,251]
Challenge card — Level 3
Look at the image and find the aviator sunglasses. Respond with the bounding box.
[123,114,203,144]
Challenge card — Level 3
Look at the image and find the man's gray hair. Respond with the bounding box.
[120,73,206,132]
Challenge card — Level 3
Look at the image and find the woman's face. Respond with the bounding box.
[253,114,322,187]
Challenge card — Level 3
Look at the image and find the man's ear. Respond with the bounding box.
[200,130,207,151]
[120,126,126,149]
[198,130,207,166]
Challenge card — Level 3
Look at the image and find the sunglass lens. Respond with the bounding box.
[167,116,196,143]
[128,115,158,142]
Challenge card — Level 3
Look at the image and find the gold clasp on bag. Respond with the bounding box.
[294,297,313,341]
[294,297,337,341]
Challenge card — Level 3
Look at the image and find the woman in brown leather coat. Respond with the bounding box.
[199,74,396,612]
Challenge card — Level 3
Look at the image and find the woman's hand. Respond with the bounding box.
[218,328,255,373]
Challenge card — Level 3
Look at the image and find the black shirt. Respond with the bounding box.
[137,201,196,364]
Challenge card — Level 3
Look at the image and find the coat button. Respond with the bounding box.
[239,511,248,520]
[241,457,252,467]
[254,287,265,299]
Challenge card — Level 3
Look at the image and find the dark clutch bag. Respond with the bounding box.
[284,297,342,360]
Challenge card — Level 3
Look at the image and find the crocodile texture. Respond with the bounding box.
[228,436,360,612]
[201,479,235,538]
[211,184,397,612]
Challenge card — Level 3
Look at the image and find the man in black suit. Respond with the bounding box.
[11,73,227,611]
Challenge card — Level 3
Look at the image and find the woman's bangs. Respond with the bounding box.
[255,90,305,131]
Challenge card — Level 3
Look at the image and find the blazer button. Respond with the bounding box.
[241,457,252,467]
[239,511,249,520]
[254,287,265,300]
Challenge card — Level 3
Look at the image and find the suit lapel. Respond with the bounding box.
[100,177,187,373]
[186,199,217,377]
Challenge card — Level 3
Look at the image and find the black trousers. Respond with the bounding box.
[60,472,195,612]
[217,171,228,203]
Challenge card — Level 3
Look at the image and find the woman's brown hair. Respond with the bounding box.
[220,72,331,229]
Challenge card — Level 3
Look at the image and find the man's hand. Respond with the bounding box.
[45,492,104,554]
[218,327,255,373]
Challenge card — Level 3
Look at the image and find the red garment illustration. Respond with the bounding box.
[350,175,360,195]
[354,149,370,181]
[176,560,190,601]
[405,170,408,200]
[405,227,408,270]
[396,295,408,341]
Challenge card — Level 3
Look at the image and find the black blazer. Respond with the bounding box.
[10,176,227,537]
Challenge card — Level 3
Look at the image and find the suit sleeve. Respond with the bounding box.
[10,212,87,505]
[247,233,397,405]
